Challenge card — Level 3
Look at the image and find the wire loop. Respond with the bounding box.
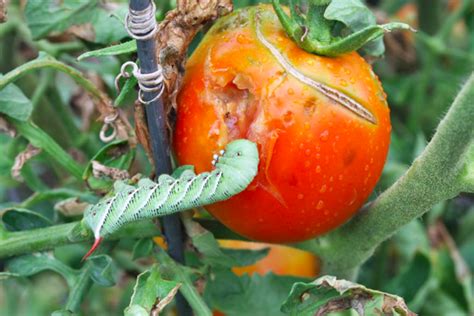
[115,61,164,105]
[125,1,158,40]
[100,112,119,143]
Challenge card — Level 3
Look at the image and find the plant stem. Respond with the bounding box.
[0,220,160,259]
[302,74,474,277]
[0,222,83,258]
[0,53,111,109]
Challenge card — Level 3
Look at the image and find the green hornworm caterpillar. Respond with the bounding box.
[83,139,259,258]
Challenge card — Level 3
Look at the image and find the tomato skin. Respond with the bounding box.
[174,5,391,242]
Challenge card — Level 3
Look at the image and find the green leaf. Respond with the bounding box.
[125,265,179,316]
[384,251,435,311]
[420,289,467,315]
[155,249,212,315]
[125,305,149,316]
[432,248,473,313]
[25,0,97,40]
[87,254,118,287]
[324,0,385,56]
[20,188,98,209]
[25,0,128,44]
[391,220,430,265]
[83,139,135,191]
[220,247,270,267]
[132,238,154,260]
[2,208,52,232]
[171,165,195,178]
[0,80,33,121]
[115,76,138,107]
[182,216,238,268]
[91,6,128,44]
[7,254,78,287]
[205,269,303,316]
[77,40,137,61]
[281,275,415,316]
[191,229,236,267]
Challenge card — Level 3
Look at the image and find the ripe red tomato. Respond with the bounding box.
[174,5,391,243]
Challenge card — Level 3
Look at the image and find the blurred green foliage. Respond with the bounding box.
[0,0,473,315]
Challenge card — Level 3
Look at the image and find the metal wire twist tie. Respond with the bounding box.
[115,61,164,105]
[99,111,119,143]
[125,1,158,40]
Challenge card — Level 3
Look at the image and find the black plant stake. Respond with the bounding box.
[128,0,192,314]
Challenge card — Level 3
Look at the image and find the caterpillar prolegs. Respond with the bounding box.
[83,139,259,258]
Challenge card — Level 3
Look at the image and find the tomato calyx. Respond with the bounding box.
[271,0,415,57]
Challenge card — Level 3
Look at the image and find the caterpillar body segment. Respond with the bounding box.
[83,139,259,258]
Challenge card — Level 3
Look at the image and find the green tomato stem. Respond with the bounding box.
[301,73,474,277]
[0,221,160,259]
[271,0,412,56]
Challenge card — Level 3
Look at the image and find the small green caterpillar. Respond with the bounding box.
[83,139,259,258]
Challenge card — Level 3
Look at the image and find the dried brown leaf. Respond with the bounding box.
[67,23,96,42]
[429,221,471,281]
[134,100,154,166]
[54,198,89,217]
[11,144,41,181]
[0,116,16,137]
[71,87,95,132]
[283,276,416,316]
[150,283,182,316]
[0,0,6,23]
[92,160,130,180]
[374,9,417,71]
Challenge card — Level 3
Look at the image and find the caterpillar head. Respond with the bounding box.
[213,139,259,188]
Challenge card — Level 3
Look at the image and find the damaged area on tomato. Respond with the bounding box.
[202,64,290,208]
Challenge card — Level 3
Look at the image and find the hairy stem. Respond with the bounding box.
[0,221,160,259]
[303,74,474,277]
